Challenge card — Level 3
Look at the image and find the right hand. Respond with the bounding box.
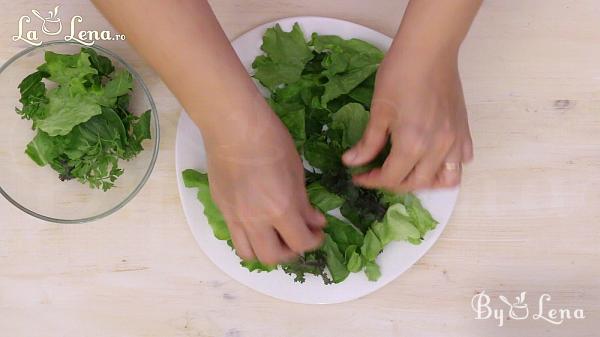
[203,105,326,265]
[342,45,473,192]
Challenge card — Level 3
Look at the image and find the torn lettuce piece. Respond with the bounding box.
[360,229,382,262]
[241,260,277,272]
[330,102,370,149]
[324,214,364,254]
[364,261,381,281]
[37,50,97,86]
[252,23,314,91]
[322,234,350,283]
[403,194,438,238]
[372,203,421,246]
[182,169,231,241]
[35,85,102,136]
[307,182,345,212]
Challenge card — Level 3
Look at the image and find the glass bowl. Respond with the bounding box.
[0,41,159,223]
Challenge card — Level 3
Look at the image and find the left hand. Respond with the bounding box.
[342,47,473,192]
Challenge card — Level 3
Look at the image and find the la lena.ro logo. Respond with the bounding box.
[472,291,585,327]
[12,5,126,46]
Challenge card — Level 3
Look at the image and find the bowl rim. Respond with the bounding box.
[0,40,160,224]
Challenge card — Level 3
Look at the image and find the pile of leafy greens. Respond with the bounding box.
[182,23,437,284]
[16,48,151,191]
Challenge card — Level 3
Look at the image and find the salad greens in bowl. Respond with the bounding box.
[0,41,159,223]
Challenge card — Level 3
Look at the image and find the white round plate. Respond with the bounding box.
[175,16,459,304]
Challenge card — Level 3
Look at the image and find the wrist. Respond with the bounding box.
[201,108,293,168]
[188,86,274,143]
[197,101,284,150]
[388,34,460,67]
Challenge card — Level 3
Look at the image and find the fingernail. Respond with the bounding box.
[343,149,358,164]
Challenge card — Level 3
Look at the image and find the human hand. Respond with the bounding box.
[342,47,473,192]
[203,104,325,265]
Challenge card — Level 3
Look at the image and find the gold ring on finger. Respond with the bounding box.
[443,162,461,171]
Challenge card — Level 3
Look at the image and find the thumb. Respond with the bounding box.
[342,116,388,167]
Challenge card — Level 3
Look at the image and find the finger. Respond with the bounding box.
[275,215,324,254]
[462,130,474,163]
[353,130,425,191]
[455,82,473,163]
[458,91,474,163]
[435,142,463,188]
[408,133,455,189]
[228,223,255,261]
[342,112,389,167]
[245,225,297,265]
[299,195,326,229]
[304,205,326,229]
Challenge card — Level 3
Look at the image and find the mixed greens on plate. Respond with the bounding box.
[183,23,437,284]
[16,47,151,191]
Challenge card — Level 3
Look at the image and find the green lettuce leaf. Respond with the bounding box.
[364,261,381,281]
[372,203,421,246]
[252,23,314,91]
[324,214,364,253]
[36,85,102,136]
[360,229,382,261]
[346,248,363,272]
[81,47,115,77]
[348,84,373,107]
[321,65,379,108]
[403,194,438,238]
[310,34,383,107]
[303,137,341,171]
[330,102,370,149]
[95,69,134,106]
[37,50,97,86]
[182,169,231,241]
[306,182,345,212]
[25,130,61,166]
[240,260,277,272]
[16,70,48,122]
[130,110,152,147]
[322,234,350,283]
[310,34,384,61]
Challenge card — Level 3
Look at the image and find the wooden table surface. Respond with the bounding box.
[1,1,599,336]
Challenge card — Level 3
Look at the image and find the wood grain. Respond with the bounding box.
[1,1,599,336]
